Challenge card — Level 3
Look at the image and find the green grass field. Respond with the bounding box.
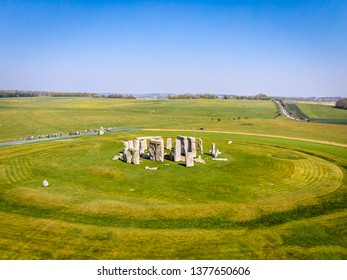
[1,97,346,144]
[290,102,347,124]
[0,98,346,259]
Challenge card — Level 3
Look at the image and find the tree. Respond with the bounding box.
[335,98,347,109]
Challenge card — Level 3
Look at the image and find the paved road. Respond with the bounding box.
[274,100,300,121]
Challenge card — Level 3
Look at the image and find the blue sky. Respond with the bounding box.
[0,0,346,96]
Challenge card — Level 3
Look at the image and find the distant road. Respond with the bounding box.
[274,100,299,121]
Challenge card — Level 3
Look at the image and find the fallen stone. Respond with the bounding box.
[212,158,228,161]
[147,167,158,171]
[194,155,206,164]
[228,140,233,144]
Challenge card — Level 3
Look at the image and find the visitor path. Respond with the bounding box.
[0,128,140,147]
[1,127,346,148]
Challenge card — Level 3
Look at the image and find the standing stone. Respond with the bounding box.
[149,138,164,162]
[148,141,155,160]
[197,138,203,154]
[123,147,128,162]
[182,137,188,156]
[134,139,140,150]
[174,138,181,162]
[132,149,140,165]
[166,138,172,150]
[125,150,132,164]
[143,139,148,150]
[188,137,196,157]
[185,152,194,167]
[139,139,146,154]
[128,140,134,149]
[156,138,164,162]
[211,143,216,157]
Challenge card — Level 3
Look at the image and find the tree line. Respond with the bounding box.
[168,93,218,99]
[0,90,135,99]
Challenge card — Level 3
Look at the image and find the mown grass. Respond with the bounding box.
[294,103,347,124]
[0,130,346,259]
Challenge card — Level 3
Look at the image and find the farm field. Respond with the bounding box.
[0,98,346,259]
[286,102,347,124]
[0,97,346,144]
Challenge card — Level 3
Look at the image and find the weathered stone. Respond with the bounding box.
[182,138,188,155]
[145,166,158,171]
[194,155,206,164]
[188,137,196,157]
[176,136,188,155]
[125,150,132,164]
[128,140,134,149]
[166,138,172,150]
[211,143,216,157]
[197,138,203,154]
[131,148,140,165]
[134,139,140,150]
[123,148,128,161]
[215,149,221,158]
[139,139,147,154]
[174,138,181,161]
[149,138,164,162]
[185,152,194,167]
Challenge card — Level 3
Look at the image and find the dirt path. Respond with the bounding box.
[143,128,347,148]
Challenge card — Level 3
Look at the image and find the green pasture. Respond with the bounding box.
[1,97,346,144]
[0,97,346,259]
[292,103,347,124]
[0,130,346,259]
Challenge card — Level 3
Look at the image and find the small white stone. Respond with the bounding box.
[148,167,158,171]
[42,180,49,187]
